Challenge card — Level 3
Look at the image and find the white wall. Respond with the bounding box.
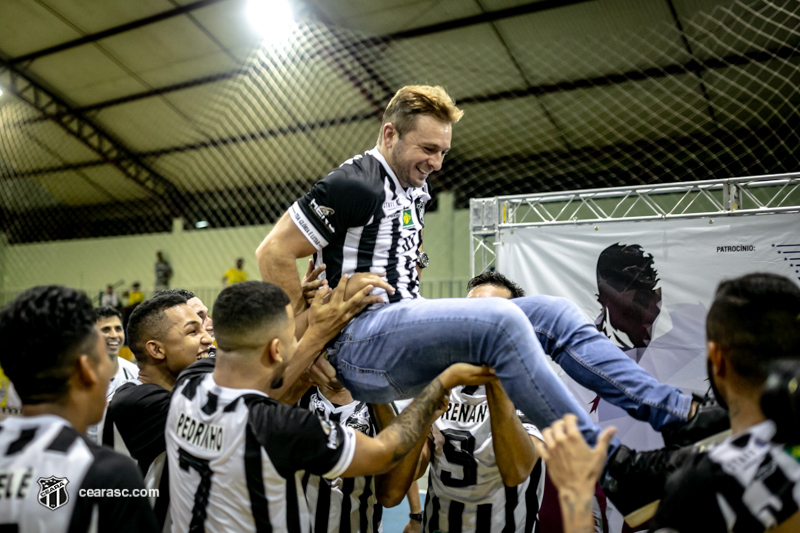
[0,193,471,306]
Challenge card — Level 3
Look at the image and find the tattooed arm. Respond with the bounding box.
[533,415,616,533]
[340,364,495,478]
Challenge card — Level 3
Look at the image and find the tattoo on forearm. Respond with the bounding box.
[561,490,596,533]
[380,378,445,462]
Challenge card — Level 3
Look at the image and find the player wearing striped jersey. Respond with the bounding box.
[422,383,546,533]
[258,85,705,483]
[166,281,496,533]
[300,387,383,533]
[0,285,158,533]
[103,291,213,530]
[650,273,800,532]
[541,273,800,533]
[87,306,138,443]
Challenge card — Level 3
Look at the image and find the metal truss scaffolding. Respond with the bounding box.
[0,60,182,203]
[471,172,800,276]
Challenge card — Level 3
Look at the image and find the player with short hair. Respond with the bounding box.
[540,273,800,532]
[86,306,139,443]
[166,280,496,532]
[256,84,704,486]
[104,291,213,530]
[0,285,158,532]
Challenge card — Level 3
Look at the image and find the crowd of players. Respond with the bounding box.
[0,85,799,533]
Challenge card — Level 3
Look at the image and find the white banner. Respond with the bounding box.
[498,213,800,451]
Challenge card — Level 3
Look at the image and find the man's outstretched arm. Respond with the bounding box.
[257,211,316,312]
[341,364,495,478]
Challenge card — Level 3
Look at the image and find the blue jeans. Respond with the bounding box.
[327,296,691,447]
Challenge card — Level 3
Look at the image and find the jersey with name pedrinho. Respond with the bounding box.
[424,385,546,533]
[166,361,357,533]
[300,389,383,533]
[290,147,430,304]
[0,414,158,533]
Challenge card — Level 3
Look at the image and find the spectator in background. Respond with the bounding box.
[122,281,145,334]
[222,257,248,285]
[101,284,120,309]
[154,251,173,292]
[126,281,145,306]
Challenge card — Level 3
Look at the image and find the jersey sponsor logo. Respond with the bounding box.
[175,412,224,452]
[441,401,488,424]
[383,200,399,211]
[402,209,414,227]
[37,475,69,511]
[0,468,33,500]
[309,199,335,233]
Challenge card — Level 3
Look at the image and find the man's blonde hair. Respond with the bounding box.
[378,85,464,145]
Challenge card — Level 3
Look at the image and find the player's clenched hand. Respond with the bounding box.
[533,414,616,494]
[307,354,340,389]
[438,363,496,391]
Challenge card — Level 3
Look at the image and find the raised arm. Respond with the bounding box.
[485,379,541,486]
[341,364,495,479]
[256,211,317,313]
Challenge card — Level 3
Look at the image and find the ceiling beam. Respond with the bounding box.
[0,59,183,203]
[19,0,591,114]
[8,0,231,66]
[7,40,798,179]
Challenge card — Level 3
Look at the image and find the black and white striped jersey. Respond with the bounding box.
[652,419,800,532]
[166,361,357,533]
[87,357,139,443]
[103,379,171,530]
[289,147,430,304]
[300,388,383,533]
[424,385,546,533]
[0,414,158,533]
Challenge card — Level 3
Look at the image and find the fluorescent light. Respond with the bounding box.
[195,220,209,229]
[0,88,3,97]
[246,0,296,44]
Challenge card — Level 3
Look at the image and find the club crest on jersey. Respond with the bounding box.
[37,476,69,511]
[415,199,425,227]
[319,420,340,449]
[402,209,414,227]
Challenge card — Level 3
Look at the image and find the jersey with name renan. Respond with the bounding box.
[425,385,546,533]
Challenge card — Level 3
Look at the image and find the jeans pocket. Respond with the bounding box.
[339,359,403,404]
